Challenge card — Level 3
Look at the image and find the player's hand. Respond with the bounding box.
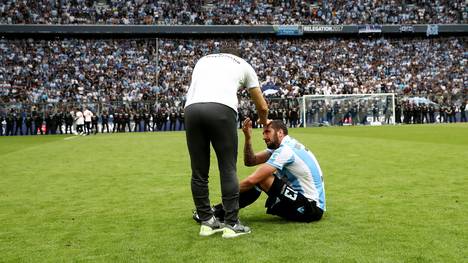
[242,117,253,138]
[258,118,272,127]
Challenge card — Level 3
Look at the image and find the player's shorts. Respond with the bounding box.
[265,176,323,222]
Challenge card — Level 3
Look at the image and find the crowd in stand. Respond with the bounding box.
[0,0,467,25]
[1,36,466,104]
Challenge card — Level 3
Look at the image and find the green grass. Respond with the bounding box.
[1,124,467,262]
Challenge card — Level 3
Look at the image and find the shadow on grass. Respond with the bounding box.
[245,213,326,225]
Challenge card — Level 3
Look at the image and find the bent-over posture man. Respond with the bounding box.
[185,49,269,238]
[196,118,325,223]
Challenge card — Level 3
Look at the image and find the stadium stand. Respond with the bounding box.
[1,37,465,104]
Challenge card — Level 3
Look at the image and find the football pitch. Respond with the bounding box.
[1,124,467,262]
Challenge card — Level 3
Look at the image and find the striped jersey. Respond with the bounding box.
[266,135,326,210]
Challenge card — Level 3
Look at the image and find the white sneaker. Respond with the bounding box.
[222,221,251,238]
[199,216,224,237]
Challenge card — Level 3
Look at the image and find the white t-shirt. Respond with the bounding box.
[83,109,93,122]
[75,111,84,125]
[185,53,260,112]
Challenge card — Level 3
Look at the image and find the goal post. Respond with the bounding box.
[301,93,396,127]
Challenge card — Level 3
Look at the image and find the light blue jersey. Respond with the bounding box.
[266,135,326,210]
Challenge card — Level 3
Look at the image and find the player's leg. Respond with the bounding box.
[208,104,240,226]
[211,185,263,222]
[185,104,213,222]
[209,104,251,238]
[210,172,275,222]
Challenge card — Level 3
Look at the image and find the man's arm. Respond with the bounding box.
[249,87,269,126]
[240,164,277,192]
[242,118,271,166]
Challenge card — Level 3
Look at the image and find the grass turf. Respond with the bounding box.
[0,124,467,262]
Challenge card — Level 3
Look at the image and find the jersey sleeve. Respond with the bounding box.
[242,62,260,89]
[266,145,294,170]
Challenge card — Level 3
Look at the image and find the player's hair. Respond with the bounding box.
[269,120,288,135]
[219,45,242,57]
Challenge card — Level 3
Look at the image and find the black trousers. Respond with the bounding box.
[91,123,98,134]
[25,125,33,135]
[85,122,91,134]
[112,122,118,132]
[185,103,239,225]
[101,122,109,133]
[65,123,72,134]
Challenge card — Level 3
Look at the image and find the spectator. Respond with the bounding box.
[0,1,466,25]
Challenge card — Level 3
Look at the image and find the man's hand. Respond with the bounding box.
[242,117,273,167]
[259,118,272,127]
[242,117,253,139]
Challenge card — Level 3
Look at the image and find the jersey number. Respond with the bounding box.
[282,186,298,201]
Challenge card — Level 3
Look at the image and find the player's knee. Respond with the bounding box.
[258,175,275,193]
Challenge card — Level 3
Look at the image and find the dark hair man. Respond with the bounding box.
[185,50,269,238]
[195,118,326,224]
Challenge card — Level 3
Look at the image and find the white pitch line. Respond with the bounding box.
[64,136,79,141]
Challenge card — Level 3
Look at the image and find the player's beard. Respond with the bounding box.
[266,131,280,150]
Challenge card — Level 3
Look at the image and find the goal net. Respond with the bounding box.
[301,93,396,127]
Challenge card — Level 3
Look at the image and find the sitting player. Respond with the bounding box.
[195,118,325,224]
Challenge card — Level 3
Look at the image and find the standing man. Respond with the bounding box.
[372,103,379,122]
[460,101,467,122]
[185,50,269,238]
[75,108,84,135]
[395,103,402,124]
[91,113,98,135]
[151,110,158,131]
[133,111,141,132]
[143,111,151,132]
[34,112,44,135]
[169,109,177,131]
[14,111,23,135]
[45,113,53,134]
[0,114,4,136]
[101,111,110,133]
[177,109,185,131]
[64,111,73,134]
[83,107,93,135]
[112,111,120,133]
[123,111,131,132]
[5,112,14,136]
[54,111,64,134]
[25,113,33,135]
